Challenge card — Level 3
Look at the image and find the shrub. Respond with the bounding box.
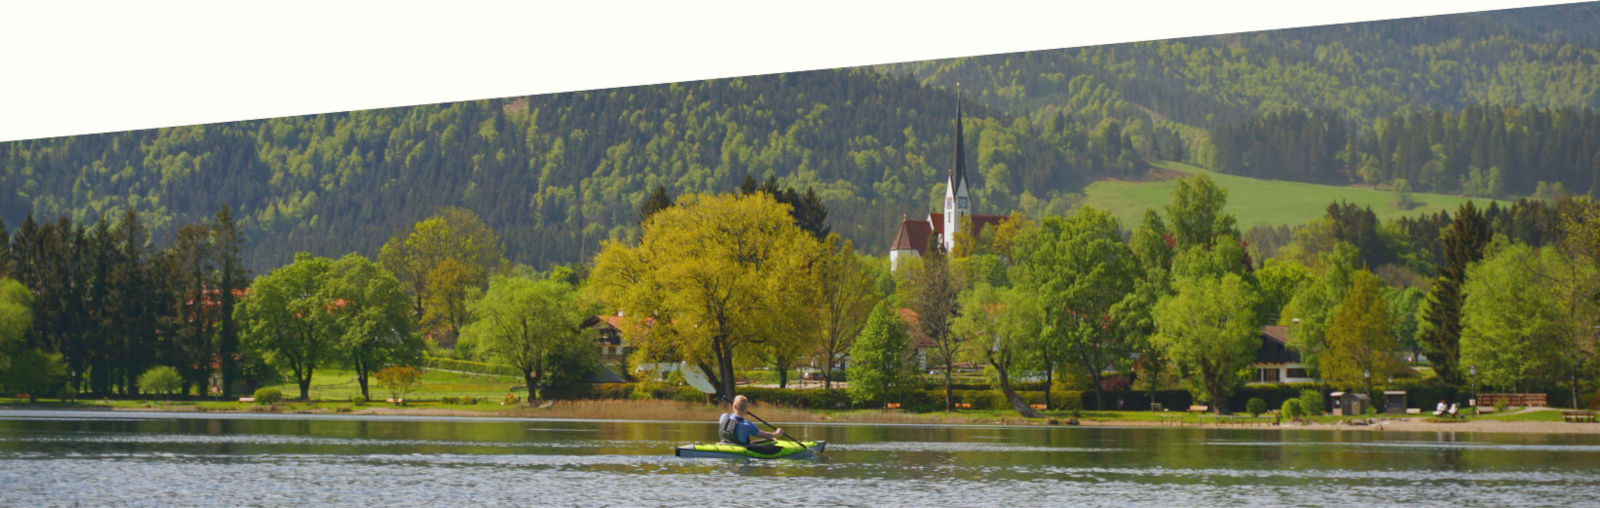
[137,366,184,398]
[253,387,283,404]
[1494,397,1510,414]
[1245,398,1267,416]
[1298,389,1323,416]
[376,366,424,403]
[1281,399,1302,419]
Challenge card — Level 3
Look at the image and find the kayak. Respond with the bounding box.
[674,440,826,459]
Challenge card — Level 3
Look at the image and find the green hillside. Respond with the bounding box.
[1084,161,1500,230]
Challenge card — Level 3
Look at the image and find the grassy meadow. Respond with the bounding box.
[1083,161,1502,230]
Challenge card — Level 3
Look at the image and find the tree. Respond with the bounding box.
[587,192,817,402]
[1153,272,1261,414]
[324,254,423,402]
[167,222,215,395]
[1011,207,1138,410]
[378,207,508,345]
[1323,270,1402,392]
[462,275,596,403]
[637,185,675,225]
[1461,241,1594,393]
[0,277,31,373]
[376,366,424,404]
[137,366,183,399]
[1279,243,1360,379]
[907,242,962,411]
[951,284,1044,417]
[212,205,248,398]
[1165,173,1239,250]
[3,349,67,403]
[1417,202,1490,385]
[236,253,338,401]
[847,300,913,406]
[811,235,881,389]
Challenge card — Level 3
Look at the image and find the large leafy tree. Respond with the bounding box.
[906,242,962,411]
[0,277,31,372]
[1165,173,1239,250]
[1323,270,1402,392]
[462,275,596,403]
[1154,271,1261,415]
[323,254,423,402]
[811,234,881,389]
[1011,207,1138,410]
[1461,241,1597,394]
[846,300,913,406]
[586,192,817,402]
[237,253,338,401]
[378,207,508,345]
[952,284,1044,417]
[1279,242,1360,378]
[1416,202,1490,385]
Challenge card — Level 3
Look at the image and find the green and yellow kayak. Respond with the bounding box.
[674,440,826,459]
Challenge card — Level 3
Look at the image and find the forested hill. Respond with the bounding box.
[0,69,1149,272]
[880,2,1600,128]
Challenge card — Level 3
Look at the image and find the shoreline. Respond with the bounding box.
[8,400,1598,436]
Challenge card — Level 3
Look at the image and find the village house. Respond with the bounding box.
[1252,325,1316,384]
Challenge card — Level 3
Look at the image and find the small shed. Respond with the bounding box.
[1383,391,1407,415]
[1330,391,1371,416]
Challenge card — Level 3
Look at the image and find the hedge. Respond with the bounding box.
[1080,390,1193,411]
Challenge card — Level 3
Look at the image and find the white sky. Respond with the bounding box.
[0,0,1579,143]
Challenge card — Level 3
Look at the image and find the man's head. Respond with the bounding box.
[731,395,749,415]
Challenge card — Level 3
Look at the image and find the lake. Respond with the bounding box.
[2,409,1597,506]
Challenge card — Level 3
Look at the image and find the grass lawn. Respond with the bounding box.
[261,368,521,402]
[1474,408,1567,422]
[1083,161,1502,230]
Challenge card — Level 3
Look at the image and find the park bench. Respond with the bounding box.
[1562,411,1597,423]
[1187,405,1209,413]
[1029,404,1047,410]
[954,402,972,409]
[885,402,901,409]
[1477,393,1547,408]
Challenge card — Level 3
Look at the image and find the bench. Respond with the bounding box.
[237,397,255,403]
[1188,405,1210,413]
[1029,404,1047,410]
[885,402,901,409]
[1477,393,1547,408]
[1563,411,1597,423]
[954,402,972,409]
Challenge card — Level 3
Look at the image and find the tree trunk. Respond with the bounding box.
[943,362,954,412]
[1090,369,1105,412]
[298,378,311,401]
[991,353,1042,418]
[1044,360,1054,410]
[357,367,370,402]
[525,371,538,405]
[823,361,833,390]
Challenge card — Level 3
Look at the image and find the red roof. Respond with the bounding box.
[889,219,934,251]
[1261,325,1291,345]
[896,308,938,348]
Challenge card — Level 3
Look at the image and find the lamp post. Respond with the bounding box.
[1469,365,1477,409]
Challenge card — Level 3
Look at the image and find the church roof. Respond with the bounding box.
[950,96,967,190]
[889,219,934,251]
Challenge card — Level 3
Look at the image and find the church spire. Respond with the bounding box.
[950,83,967,189]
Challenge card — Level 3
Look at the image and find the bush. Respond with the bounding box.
[253,387,283,404]
[1298,389,1323,416]
[1494,397,1510,414]
[137,366,184,398]
[1245,398,1267,416]
[1281,399,1302,419]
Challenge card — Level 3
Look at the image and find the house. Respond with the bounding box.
[1252,325,1316,384]
[895,308,938,372]
[580,314,642,363]
[888,95,1009,270]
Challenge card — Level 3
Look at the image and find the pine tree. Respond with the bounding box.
[1415,201,1490,385]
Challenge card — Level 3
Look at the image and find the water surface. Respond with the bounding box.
[2,409,1596,506]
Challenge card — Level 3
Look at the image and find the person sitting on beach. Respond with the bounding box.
[1434,400,1447,417]
[719,395,784,451]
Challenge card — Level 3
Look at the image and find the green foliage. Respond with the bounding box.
[461,275,597,400]
[375,366,424,402]
[1460,241,1592,392]
[1245,397,1267,417]
[252,387,283,404]
[136,366,183,397]
[1417,202,1490,385]
[324,254,424,401]
[2,349,66,402]
[1281,398,1303,419]
[1324,270,1402,390]
[0,277,31,371]
[848,301,913,405]
[1153,271,1260,414]
[236,252,338,401]
[1298,389,1324,416]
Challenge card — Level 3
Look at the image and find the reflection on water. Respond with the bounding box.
[1,409,1597,507]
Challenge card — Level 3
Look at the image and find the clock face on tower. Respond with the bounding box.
[958,197,967,208]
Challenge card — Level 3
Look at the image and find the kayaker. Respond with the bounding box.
[719,395,784,447]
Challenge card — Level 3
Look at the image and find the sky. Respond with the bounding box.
[0,0,1579,143]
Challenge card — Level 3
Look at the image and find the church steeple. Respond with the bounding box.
[942,84,971,253]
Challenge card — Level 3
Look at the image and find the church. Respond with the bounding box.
[888,100,1009,271]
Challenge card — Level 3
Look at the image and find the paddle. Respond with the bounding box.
[719,392,824,457]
